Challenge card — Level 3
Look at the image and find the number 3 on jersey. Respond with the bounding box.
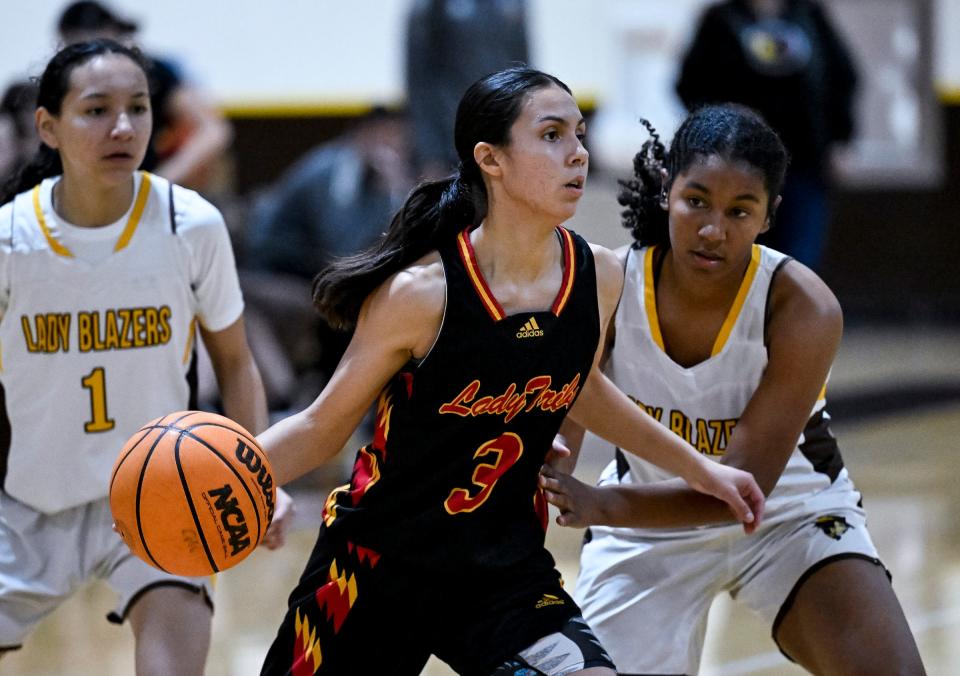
[445,432,523,514]
[81,366,115,433]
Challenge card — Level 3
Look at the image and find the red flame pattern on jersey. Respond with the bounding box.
[314,559,358,634]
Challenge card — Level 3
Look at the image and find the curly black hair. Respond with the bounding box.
[618,103,790,248]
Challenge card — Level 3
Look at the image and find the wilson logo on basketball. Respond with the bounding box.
[207,484,251,556]
[516,316,544,339]
[235,439,276,523]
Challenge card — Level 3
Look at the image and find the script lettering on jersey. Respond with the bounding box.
[207,484,251,556]
[438,373,581,423]
[628,395,737,456]
[20,306,173,354]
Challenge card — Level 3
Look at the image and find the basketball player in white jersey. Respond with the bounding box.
[0,40,290,674]
[540,105,924,674]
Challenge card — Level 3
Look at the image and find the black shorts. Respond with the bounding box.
[260,526,603,675]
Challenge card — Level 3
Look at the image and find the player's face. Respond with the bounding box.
[38,54,151,188]
[667,154,774,276]
[495,84,588,224]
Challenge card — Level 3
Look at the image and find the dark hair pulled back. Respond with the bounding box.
[313,66,571,329]
[0,38,150,205]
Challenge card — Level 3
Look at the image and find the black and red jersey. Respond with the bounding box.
[323,225,599,572]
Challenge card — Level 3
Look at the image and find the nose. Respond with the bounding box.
[570,138,588,167]
[698,219,726,243]
[111,112,134,139]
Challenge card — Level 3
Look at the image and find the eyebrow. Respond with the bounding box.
[685,180,761,203]
[536,114,586,128]
[80,90,149,100]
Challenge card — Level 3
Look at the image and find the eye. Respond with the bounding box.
[543,129,560,141]
[86,106,106,117]
[687,196,706,208]
[131,104,149,115]
[730,207,751,218]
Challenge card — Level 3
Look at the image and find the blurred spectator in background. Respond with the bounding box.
[0,80,39,184]
[676,0,858,270]
[57,0,232,192]
[240,108,413,412]
[405,0,529,179]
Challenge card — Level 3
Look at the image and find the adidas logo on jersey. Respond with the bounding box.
[535,593,565,609]
[516,317,544,339]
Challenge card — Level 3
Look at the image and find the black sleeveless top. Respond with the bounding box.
[323,226,600,573]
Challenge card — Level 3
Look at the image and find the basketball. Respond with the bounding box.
[109,410,276,576]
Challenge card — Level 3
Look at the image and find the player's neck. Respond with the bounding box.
[471,216,561,285]
[54,173,135,228]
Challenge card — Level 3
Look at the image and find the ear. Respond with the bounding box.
[659,167,670,210]
[35,107,59,150]
[473,141,502,178]
[762,195,783,234]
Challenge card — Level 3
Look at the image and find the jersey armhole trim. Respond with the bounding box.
[763,255,793,348]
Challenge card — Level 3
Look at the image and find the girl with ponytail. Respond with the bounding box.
[259,70,763,675]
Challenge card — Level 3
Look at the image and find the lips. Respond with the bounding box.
[565,176,585,189]
[693,250,723,262]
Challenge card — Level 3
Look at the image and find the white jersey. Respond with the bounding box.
[0,172,244,513]
[607,244,847,528]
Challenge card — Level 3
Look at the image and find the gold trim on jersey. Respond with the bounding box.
[551,227,577,315]
[457,228,505,321]
[643,244,761,358]
[182,316,197,364]
[31,172,152,258]
[643,247,665,351]
[32,186,73,258]
[114,172,152,252]
[710,244,761,356]
[456,226,578,322]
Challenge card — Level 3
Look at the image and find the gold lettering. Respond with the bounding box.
[20,316,38,352]
[118,309,133,348]
[78,312,92,352]
[696,418,712,454]
[104,310,120,350]
[57,314,70,352]
[144,308,159,345]
[132,308,147,346]
[158,306,171,344]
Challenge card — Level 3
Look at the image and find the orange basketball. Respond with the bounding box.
[109,410,276,576]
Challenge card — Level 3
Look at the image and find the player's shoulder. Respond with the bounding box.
[384,250,445,310]
[770,257,842,332]
[588,243,626,291]
[164,181,226,234]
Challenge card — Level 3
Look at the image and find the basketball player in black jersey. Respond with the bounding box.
[256,67,765,675]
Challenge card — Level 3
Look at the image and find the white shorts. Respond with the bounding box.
[0,491,213,650]
[574,464,883,675]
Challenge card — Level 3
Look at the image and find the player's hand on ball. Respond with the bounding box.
[261,487,295,550]
[539,464,604,529]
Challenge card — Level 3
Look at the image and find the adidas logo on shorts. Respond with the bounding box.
[516,316,544,339]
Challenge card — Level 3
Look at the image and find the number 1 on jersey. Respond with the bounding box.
[81,366,115,433]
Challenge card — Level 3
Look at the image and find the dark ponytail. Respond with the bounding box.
[312,173,478,329]
[0,38,150,205]
[618,119,669,248]
[313,66,571,330]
